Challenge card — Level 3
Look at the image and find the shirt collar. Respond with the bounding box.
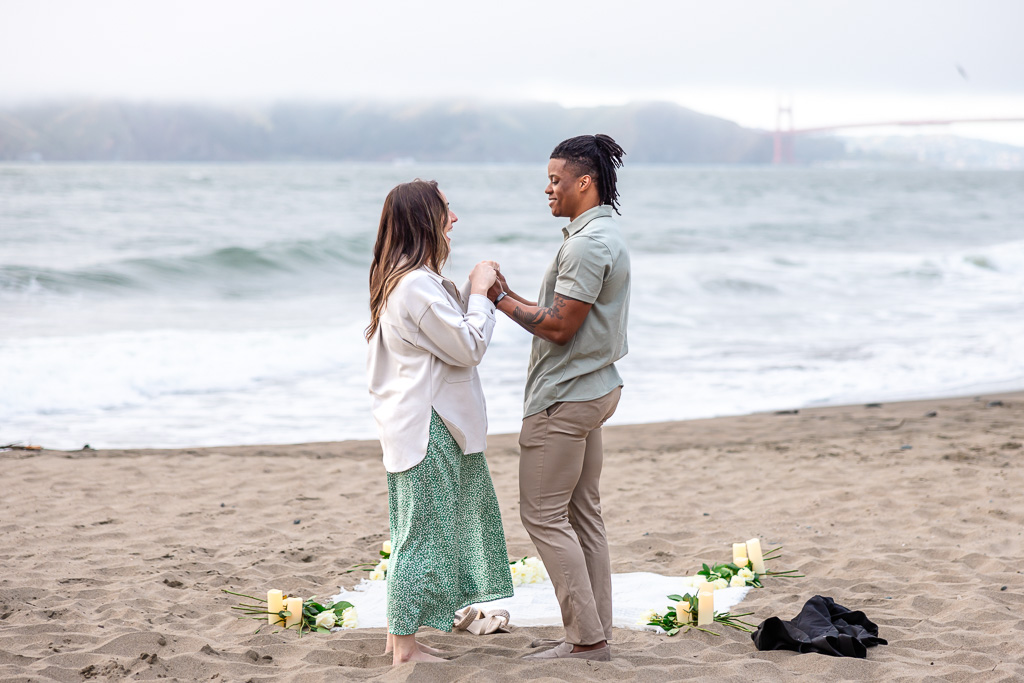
[416,264,444,282]
[562,205,614,239]
[416,265,461,302]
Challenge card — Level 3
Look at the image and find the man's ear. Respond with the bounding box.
[578,174,593,192]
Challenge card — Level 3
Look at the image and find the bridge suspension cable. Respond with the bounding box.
[772,108,1024,164]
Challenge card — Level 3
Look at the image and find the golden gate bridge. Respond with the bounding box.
[772,104,1024,163]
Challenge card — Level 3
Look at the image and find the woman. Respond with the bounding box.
[366,179,514,665]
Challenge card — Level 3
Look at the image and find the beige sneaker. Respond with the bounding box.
[523,642,611,661]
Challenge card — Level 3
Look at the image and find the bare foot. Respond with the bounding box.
[393,649,447,665]
[416,642,446,655]
[384,641,445,656]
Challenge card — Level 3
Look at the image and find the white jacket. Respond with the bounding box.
[367,266,495,472]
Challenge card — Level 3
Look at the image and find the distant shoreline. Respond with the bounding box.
[3,159,1022,170]
[9,99,1018,166]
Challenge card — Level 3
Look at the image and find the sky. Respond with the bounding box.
[3,0,1024,145]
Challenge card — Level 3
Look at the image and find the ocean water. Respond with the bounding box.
[2,163,1022,449]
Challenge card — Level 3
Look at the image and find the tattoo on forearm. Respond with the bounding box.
[511,294,568,331]
[511,306,548,328]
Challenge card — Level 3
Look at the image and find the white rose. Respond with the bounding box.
[638,608,659,624]
[738,568,755,582]
[524,557,548,579]
[730,575,747,588]
[315,611,337,629]
[713,578,729,590]
[509,564,522,586]
[378,559,389,573]
[369,568,386,581]
[382,540,392,555]
[341,606,358,629]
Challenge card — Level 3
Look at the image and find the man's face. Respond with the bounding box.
[545,158,582,219]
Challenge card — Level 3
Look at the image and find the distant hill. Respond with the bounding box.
[0,100,846,164]
[842,134,1024,169]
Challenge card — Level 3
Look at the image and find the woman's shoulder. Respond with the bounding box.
[387,268,447,317]
[393,268,446,296]
[398,267,439,285]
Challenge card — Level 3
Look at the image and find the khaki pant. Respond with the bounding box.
[518,386,621,646]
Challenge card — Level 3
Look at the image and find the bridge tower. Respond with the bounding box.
[773,100,795,164]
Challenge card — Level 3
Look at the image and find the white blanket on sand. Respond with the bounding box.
[330,573,749,632]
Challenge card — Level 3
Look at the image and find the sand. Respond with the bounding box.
[2,392,1022,681]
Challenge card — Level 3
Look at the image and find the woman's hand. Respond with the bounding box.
[469,261,498,296]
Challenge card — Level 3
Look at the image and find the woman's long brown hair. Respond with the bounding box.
[365,179,450,340]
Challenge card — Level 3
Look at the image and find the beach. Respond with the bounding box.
[2,391,1022,681]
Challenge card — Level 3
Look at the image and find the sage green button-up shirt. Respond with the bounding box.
[523,205,631,417]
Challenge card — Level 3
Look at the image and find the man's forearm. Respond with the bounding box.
[497,298,564,343]
[496,282,535,307]
[505,289,536,306]
[496,293,581,345]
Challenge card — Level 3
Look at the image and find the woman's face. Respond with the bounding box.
[439,190,458,247]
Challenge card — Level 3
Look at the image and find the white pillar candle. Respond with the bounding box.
[285,597,303,628]
[675,600,691,623]
[746,538,766,574]
[697,584,714,626]
[732,543,748,565]
[267,589,285,626]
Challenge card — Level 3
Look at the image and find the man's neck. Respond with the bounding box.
[569,200,602,222]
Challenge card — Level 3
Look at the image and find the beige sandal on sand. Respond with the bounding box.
[466,608,511,635]
[453,606,480,630]
[455,607,512,635]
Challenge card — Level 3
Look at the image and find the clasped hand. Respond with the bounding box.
[469,260,507,301]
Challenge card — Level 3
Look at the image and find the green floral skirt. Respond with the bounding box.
[386,410,514,635]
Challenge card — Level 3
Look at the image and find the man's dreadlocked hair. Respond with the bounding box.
[550,134,626,214]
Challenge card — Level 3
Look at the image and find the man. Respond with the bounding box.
[494,134,629,661]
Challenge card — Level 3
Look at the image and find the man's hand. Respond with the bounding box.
[494,269,536,307]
